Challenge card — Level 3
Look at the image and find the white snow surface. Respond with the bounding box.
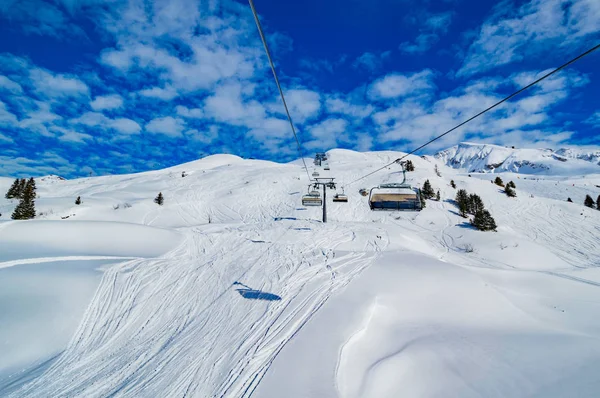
[0,148,599,397]
[435,142,600,175]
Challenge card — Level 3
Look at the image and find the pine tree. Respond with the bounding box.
[422,180,435,199]
[11,182,36,220]
[456,189,469,218]
[494,176,504,187]
[505,185,516,197]
[584,195,595,208]
[18,178,27,198]
[471,210,497,231]
[154,192,164,206]
[405,160,415,172]
[468,194,484,214]
[597,195,600,210]
[418,189,426,209]
[5,178,20,199]
[26,177,36,192]
[567,197,573,202]
[507,181,516,189]
[434,164,441,177]
[436,190,441,201]
[75,196,82,205]
[450,180,456,189]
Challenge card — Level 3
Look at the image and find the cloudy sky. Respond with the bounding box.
[0,0,598,177]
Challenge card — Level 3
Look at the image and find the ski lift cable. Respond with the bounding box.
[342,43,600,190]
[248,0,312,182]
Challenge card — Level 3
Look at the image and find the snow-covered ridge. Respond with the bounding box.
[435,142,600,175]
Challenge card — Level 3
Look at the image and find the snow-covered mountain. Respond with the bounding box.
[435,142,600,175]
[1,149,600,397]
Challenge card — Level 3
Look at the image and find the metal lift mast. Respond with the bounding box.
[313,177,335,223]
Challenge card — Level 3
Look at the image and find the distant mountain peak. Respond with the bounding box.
[435,142,600,175]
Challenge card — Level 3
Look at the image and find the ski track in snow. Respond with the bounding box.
[8,221,381,397]
[0,256,140,270]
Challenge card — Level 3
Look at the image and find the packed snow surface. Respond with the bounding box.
[1,148,599,397]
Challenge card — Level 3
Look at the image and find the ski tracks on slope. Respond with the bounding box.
[11,221,382,398]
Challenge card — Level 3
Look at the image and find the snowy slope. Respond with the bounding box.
[1,148,600,397]
[435,142,600,175]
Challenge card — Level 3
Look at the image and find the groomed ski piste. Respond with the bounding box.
[1,145,600,397]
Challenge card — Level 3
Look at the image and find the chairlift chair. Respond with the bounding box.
[302,186,322,206]
[312,171,320,177]
[368,167,420,211]
[323,163,330,170]
[333,193,348,203]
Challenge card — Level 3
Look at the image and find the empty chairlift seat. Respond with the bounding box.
[333,193,348,203]
[302,190,322,206]
[368,184,421,211]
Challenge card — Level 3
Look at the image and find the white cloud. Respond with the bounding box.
[457,0,600,76]
[0,132,13,143]
[204,82,266,126]
[0,100,18,125]
[0,0,88,39]
[400,12,453,54]
[185,125,218,144]
[305,118,349,150]
[29,68,89,98]
[279,89,321,124]
[372,68,589,151]
[51,126,93,143]
[176,105,204,119]
[0,75,23,94]
[90,94,123,110]
[111,118,141,134]
[70,111,141,134]
[325,97,374,120]
[352,51,391,72]
[17,101,62,136]
[584,111,600,128]
[138,85,179,101]
[368,70,435,100]
[145,116,186,137]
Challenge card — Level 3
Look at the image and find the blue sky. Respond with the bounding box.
[0,0,598,178]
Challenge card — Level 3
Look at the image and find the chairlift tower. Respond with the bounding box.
[313,177,335,223]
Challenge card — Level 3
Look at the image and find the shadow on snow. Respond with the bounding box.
[233,282,282,301]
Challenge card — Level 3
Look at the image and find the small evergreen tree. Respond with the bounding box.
[16,178,27,198]
[450,180,456,189]
[584,195,595,208]
[507,181,516,189]
[154,192,164,206]
[494,176,504,187]
[75,196,82,205]
[456,189,469,218]
[5,178,20,199]
[26,177,36,192]
[505,185,516,197]
[468,193,484,214]
[418,188,426,209]
[436,190,440,201]
[405,160,415,172]
[434,164,441,177]
[596,195,600,210]
[11,182,36,220]
[471,210,497,231]
[422,180,435,199]
[567,197,573,202]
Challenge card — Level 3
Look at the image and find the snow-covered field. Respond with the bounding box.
[1,146,599,397]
